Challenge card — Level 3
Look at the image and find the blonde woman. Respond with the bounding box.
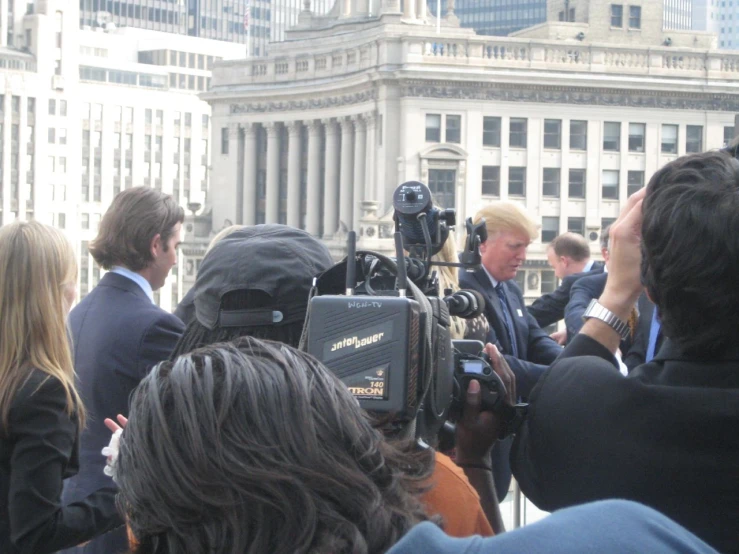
[0,221,123,554]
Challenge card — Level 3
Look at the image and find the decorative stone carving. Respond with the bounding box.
[399,82,739,112]
[230,90,378,114]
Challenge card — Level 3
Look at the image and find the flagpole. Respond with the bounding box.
[436,0,441,34]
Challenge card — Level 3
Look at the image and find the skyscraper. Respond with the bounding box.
[453,0,548,36]
[663,0,693,29]
[78,0,249,44]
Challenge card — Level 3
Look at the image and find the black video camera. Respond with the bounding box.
[302,182,522,440]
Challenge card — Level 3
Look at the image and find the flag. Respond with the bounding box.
[244,3,250,30]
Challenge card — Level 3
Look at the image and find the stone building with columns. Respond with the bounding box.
[205,0,739,307]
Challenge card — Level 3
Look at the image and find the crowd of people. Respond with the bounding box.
[0,148,737,553]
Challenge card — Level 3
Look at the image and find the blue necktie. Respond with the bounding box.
[495,283,519,358]
[646,309,661,362]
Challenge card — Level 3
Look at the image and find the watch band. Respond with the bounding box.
[582,299,630,340]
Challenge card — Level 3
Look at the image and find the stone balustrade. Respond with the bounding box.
[212,32,739,87]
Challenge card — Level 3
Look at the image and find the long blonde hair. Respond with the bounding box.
[0,221,84,430]
[433,231,465,340]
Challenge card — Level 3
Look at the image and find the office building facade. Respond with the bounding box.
[454,0,548,36]
[1,0,243,308]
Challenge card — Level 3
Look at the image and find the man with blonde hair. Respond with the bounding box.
[459,201,561,499]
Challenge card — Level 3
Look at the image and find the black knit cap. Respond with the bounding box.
[192,224,335,330]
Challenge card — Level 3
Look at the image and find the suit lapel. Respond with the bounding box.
[502,282,527,358]
[471,268,513,354]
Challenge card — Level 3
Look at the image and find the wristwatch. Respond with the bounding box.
[582,299,630,340]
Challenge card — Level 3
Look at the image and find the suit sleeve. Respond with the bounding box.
[136,312,185,379]
[527,276,573,328]
[8,377,123,553]
[511,337,627,511]
[564,280,593,342]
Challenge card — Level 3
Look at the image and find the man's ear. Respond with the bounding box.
[150,233,162,258]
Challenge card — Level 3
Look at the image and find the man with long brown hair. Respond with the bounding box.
[61,187,185,554]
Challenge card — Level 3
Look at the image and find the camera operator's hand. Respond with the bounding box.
[486,343,516,407]
[455,344,515,463]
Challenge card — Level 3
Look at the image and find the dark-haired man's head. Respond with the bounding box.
[546,232,591,279]
[641,151,739,355]
[117,337,433,553]
[90,187,184,291]
[170,224,334,358]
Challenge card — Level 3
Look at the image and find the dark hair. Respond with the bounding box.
[642,151,739,355]
[170,289,304,359]
[549,232,590,261]
[600,225,611,251]
[90,187,184,271]
[117,337,434,554]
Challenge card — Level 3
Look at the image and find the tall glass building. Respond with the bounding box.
[79,0,249,44]
[453,0,548,37]
[663,0,693,30]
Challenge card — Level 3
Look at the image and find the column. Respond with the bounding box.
[306,120,322,236]
[264,122,280,224]
[286,121,302,228]
[403,0,416,19]
[339,117,355,232]
[322,119,340,238]
[342,0,352,17]
[416,0,427,20]
[352,115,367,231]
[242,122,257,225]
[364,112,377,202]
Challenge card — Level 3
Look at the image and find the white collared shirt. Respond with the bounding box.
[111,266,155,304]
[481,265,500,291]
[583,259,595,272]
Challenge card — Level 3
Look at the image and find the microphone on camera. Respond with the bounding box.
[444,289,485,319]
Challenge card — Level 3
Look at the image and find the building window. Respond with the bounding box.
[628,123,645,152]
[446,115,461,143]
[543,119,561,149]
[611,4,623,27]
[602,170,620,200]
[483,116,501,147]
[60,100,67,117]
[542,168,560,197]
[508,167,526,196]
[541,269,556,293]
[425,114,441,142]
[569,168,586,198]
[542,217,559,242]
[629,5,641,29]
[661,124,678,153]
[48,128,55,143]
[601,218,617,233]
[81,213,89,229]
[627,170,645,196]
[221,127,229,154]
[428,168,456,210]
[570,120,587,150]
[58,128,67,145]
[509,118,528,148]
[603,122,621,151]
[48,98,56,115]
[686,125,703,153]
[482,166,500,196]
[567,217,585,236]
[724,125,735,147]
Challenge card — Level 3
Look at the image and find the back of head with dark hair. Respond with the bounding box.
[90,187,184,271]
[642,151,739,355]
[117,337,434,554]
[549,232,590,261]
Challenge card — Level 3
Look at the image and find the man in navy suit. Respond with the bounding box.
[459,201,561,499]
[61,187,185,553]
[528,232,605,332]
